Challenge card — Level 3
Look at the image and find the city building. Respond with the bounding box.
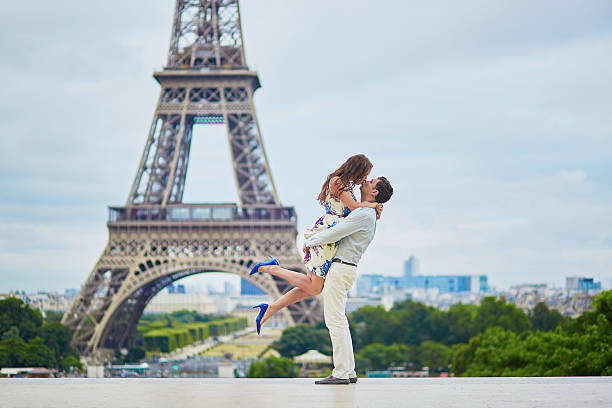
[0,291,75,313]
[346,295,395,314]
[500,278,604,317]
[144,292,217,314]
[240,278,266,296]
[358,256,488,298]
[223,281,235,296]
[356,273,488,296]
[353,256,490,310]
[566,277,601,293]
[64,288,78,296]
[503,284,559,311]
[404,256,420,276]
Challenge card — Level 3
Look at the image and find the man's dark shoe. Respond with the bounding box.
[349,377,358,383]
[315,375,350,385]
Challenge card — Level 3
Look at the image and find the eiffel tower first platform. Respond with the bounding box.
[62,0,322,356]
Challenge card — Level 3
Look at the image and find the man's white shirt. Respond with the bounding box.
[304,206,377,266]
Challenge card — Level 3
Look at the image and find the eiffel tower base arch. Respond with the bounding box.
[63,206,323,357]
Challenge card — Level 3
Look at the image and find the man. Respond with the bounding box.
[306,176,394,384]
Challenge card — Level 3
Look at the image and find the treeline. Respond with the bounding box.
[453,291,612,376]
[268,291,612,376]
[136,311,248,354]
[247,355,300,378]
[349,296,562,350]
[0,298,82,372]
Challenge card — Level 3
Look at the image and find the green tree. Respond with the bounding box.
[452,292,612,377]
[1,326,20,340]
[0,334,29,367]
[272,324,331,358]
[39,322,72,367]
[0,335,55,368]
[0,298,43,341]
[452,327,526,376]
[442,303,478,345]
[529,302,565,331]
[349,305,395,351]
[593,290,612,324]
[573,291,612,375]
[246,356,299,378]
[355,343,410,372]
[424,309,450,344]
[0,299,81,370]
[474,297,531,335]
[390,300,439,346]
[417,341,452,373]
[453,327,593,377]
[62,355,83,372]
[43,311,64,323]
[23,337,55,368]
[123,347,146,363]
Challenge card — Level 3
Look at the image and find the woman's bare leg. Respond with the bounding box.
[258,265,324,296]
[253,265,324,329]
[261,287,312,325]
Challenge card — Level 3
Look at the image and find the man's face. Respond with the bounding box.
[360,178,379,199]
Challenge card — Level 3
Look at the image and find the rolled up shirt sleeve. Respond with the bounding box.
[305,209,369,247]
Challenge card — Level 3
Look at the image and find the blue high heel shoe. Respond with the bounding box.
[253,303,269,335]
[249,256,279,276]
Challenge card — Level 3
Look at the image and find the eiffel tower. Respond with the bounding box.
[62,0,322,356]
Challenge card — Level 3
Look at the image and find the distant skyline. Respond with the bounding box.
[1,1,611,293]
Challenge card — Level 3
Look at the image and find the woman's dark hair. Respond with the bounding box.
[318,154,373,204]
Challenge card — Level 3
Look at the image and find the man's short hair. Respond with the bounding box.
[374,177,393,203]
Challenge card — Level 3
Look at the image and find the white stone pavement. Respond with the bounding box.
[1,377,611,408]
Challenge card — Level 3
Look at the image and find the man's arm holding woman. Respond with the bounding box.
[303,208,373,249]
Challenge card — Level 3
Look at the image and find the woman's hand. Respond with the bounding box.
[375,203,383,220]
[366,202,383,219]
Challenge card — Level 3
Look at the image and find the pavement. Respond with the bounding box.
[1,377,611,408]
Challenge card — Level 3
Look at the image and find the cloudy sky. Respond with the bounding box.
[1,0,611,293]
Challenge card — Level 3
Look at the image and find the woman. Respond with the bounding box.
[249,154,382,334]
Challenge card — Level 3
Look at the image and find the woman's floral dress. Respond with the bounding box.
[303,188,355,278]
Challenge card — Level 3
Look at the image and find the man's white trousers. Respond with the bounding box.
[323,262,358,380]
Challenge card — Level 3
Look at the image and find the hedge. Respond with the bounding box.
[142,317,247,353]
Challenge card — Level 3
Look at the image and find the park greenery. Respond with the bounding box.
[246,355,300,378]
[0,301,249,369]
[135,310,248,354]
[0,298,82,372]
[269,290,612,376]
[2,290,610,377]
[271,323,332,358]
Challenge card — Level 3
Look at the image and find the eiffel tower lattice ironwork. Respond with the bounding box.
[62,0,322,356]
